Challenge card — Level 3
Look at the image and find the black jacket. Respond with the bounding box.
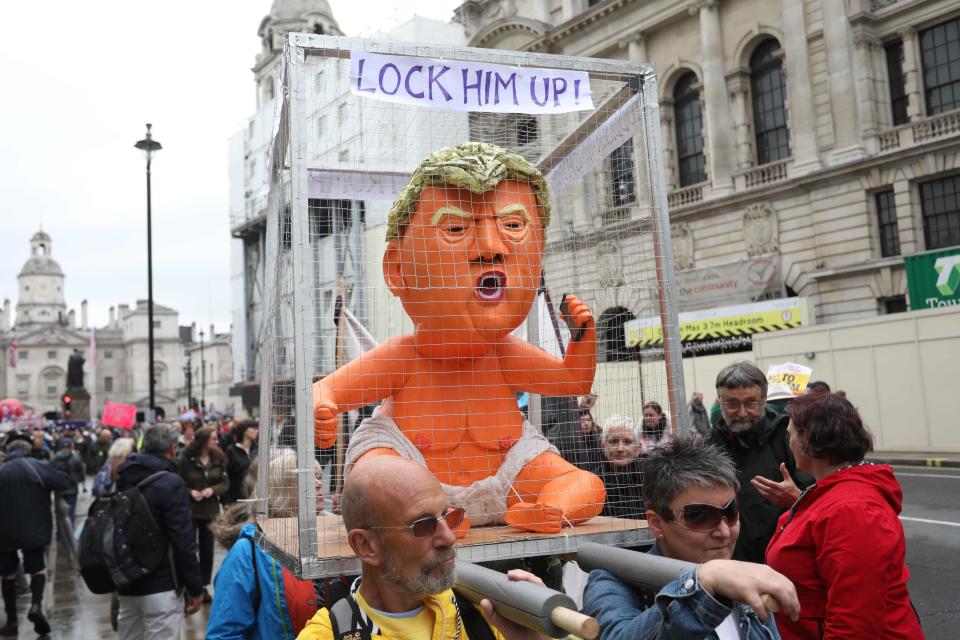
[51,451,84,496]
[0,450,73,551]
[223,443,255,504]
[543,396,603,472]
[116,453,203,597]
[597,458,645,520]
[708,408,814,564]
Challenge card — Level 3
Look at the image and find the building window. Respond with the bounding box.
[47,350,57,359]
[673,72,706,187]
[750,39,791,165]
[875,189,901,257]
[885,40,908,126]
[338,149,350,162]
[609,141,636,207]
[315,70,325,94]
[588,0,603,6]
[598,307,636,363]
[882,296,908,314]
[920,175,960,250]
[308,199,355,241]
[104,376,114,393]
[517,116,538,146]
[920,17,960,116]
[104,350,113,359]
[16,376,29,399]
[18,350,28,361]
[46,383,57,396]
[153,320,161,329]
[280,205,292,251]
[317,115,326,139]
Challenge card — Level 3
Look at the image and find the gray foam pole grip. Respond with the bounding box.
[577,542,697,591]
[454,560,576,638]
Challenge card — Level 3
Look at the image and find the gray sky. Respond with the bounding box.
[0,0,461,334]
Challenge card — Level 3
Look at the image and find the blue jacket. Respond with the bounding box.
[582,543,779,640]
[115,453,203,597]
[206,523,299,640]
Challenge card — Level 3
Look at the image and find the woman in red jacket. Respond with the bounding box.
[765,393,923,639]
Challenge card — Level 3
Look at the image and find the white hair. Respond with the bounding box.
[601,414,638,445]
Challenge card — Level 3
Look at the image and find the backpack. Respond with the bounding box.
[78,471,170,594]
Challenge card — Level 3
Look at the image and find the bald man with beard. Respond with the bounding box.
[298,457,549,640]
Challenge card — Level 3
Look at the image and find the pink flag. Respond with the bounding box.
[102,401,137,429]
[7,343,14,368]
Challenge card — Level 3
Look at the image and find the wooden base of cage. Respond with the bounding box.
[259,514,653,579]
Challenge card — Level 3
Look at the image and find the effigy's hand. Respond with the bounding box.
[313,401,339,448]
[559,294,594,343]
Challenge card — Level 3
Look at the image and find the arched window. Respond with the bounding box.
[598,307,637,363]
[750,39,790,165]
[673,72,706,186]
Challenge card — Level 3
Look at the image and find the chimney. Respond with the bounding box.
[210,324,216,340]
[109,306,115,326]
[191,321,197,342]
[68,309,76,328]
[81,299,88,330]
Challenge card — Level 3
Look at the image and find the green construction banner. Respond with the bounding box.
[905,246,960,310]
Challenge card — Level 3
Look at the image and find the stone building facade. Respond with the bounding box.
[452,0,960,349]
[1,230,235,417]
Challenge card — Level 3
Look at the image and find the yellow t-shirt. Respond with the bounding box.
[355,589,435,640]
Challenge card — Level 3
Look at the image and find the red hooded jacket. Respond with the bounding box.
[765,463,923,639]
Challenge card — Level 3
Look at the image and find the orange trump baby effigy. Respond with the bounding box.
[312,142,605,534]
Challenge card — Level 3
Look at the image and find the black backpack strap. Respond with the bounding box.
[453,590,496,640]
[136,470,171,490]
[248,537,261,613]
[328,595,370,640]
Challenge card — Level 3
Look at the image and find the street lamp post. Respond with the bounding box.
[199,329,206,411]
[183,355,192,410]
[135,124,162,420]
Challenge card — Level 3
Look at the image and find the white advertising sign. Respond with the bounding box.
[350,51,594,114]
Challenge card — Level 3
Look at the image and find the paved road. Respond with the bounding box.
[898,465,960,640]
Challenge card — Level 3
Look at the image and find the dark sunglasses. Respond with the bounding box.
[663,497,739,532]
[368,507,466,537]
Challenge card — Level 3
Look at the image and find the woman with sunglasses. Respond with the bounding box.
[764,394,923,639]
[583,436,799,639]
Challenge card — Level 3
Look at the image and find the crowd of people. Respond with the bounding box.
[0,360,926,639]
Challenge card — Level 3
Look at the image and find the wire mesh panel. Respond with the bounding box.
[257,33,684,578]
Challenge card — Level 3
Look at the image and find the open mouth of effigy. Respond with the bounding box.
[476,271,507,301]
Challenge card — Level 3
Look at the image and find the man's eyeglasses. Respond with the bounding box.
[662,498,739,532]
[366,507,466,537]
[722,399,762,412]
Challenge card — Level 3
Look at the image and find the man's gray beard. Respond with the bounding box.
[727,419,754,433]
[382,547,457,597]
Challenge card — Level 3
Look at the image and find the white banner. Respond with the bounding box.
[308,168,411,200]
[350,51,594,114]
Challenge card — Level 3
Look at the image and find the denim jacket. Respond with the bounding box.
[582,543,779,640]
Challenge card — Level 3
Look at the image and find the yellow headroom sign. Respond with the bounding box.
[625,297,810,347]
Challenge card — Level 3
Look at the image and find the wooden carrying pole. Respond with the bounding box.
[454,561,599,639]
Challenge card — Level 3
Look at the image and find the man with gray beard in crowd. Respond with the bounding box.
[297,457,549,640]
[707,361,812,564]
